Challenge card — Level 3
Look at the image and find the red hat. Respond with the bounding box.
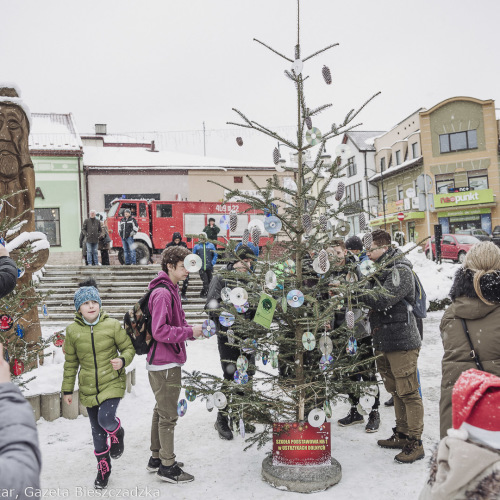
[451,369,500,449]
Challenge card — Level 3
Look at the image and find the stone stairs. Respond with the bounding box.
[36,265,209,325]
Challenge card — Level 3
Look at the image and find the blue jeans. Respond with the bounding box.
[86,242,99,265]
[122,237,136,265]
[87,398,120,453]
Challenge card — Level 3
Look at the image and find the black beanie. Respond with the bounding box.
[345,235,364,251]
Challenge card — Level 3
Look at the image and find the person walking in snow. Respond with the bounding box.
[118,209,138,265]
[327,239,381,433]
[165,231,189,301]
[361,229,424,464]
[193,232,217,298]
[439,241,500,439]
[146,246,203,484]
[62,278,135,489]
[420,369,500,500]
[82,209,103,266]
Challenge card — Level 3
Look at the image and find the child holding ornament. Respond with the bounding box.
[61,278,135,489]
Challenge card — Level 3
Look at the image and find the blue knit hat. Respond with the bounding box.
[74,286,102,312]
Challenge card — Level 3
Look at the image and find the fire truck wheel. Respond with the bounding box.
[134,241,151,265]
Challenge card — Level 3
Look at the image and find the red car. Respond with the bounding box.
[424,233,480,264]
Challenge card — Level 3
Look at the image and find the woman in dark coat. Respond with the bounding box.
[439,241,500,438]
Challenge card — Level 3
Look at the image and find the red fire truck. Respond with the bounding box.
[106,198,271,264]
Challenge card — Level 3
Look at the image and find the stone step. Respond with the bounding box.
[40,302,206,311]
[38,290,207,299]
[41,311,208,323]
[37,282,204,289]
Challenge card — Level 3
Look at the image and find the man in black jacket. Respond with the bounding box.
[118,209,138,265]
[82,210,102,266]
[166,232,189,301]
[0,247,17,298]
[361,229,424,464]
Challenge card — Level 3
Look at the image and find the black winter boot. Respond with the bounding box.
[108,419,125,459]
[94,448,111,489]
[215,412,233,440]
[338,407,364,427]
[365,410,381,433]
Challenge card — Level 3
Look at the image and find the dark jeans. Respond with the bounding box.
[346,336,380,410]
[122,237,136,265]
[87,398,121,453]
[180,274,189,296]
[100,249,110,266]
[86,242,99,266]
[199,268,213,296]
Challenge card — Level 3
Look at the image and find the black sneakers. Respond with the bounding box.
[365,410,380,433]
[215,412,234,440]
[157,463,194,483]
[338,407,364,427]
[147,456,184,472]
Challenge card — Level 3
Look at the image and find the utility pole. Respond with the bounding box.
[380,169,387,229]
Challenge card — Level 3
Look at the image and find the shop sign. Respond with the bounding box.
[434,189,493,208]
[438,207,491,218]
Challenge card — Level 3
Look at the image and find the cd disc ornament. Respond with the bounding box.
[306,127,322,146]
[219,215,230,230]
[318,336,333,356]
[202,319,216,338]
[360,259,376,276]
[177,399,188,417]
[230,287,248,306]
[237,355,249,372]
[322,65,332,85]
[221,287,231,303]
[264,216,282,234]
[335,182,345,201]
[273,147,281,165]
[265,270,277,290]
[230,214,238,232]
[319,354,334,371]
[302,332,316,351]
[336,220,350,236]
[185,387,197,402]
[235,302,249,314]
[219,312,235,327]
[308,408,326,427]
[236,137,243,146]
[347,336,357,355]
[234,370,249,385]
[287,290,304,308]
[184,254,202,273]
[213,391,227,409]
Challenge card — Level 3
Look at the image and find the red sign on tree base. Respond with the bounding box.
[273,422,331,466]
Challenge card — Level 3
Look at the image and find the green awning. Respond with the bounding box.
[369,212,425,226]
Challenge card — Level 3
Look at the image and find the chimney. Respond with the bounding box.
[95,124,107,135]
[148,140,158,152]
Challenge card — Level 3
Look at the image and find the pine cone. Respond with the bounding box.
[230,214,238,232]
[305,116,312,130]
[236,137,243,146]
[242,229,250,246]
[273,147,281,165]
[251,227,261,246]
[322,65,332,85]
[363,232,373,250]
[318,249,329,273]
[359,213,366,231]
[302,214,312,234]
[335,182,345,201]
[346,311,355,329]
[319,215,328,231]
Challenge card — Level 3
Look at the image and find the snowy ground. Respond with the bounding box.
[36,311,445,499]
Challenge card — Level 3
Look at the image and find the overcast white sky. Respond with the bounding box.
[2,0,499,164]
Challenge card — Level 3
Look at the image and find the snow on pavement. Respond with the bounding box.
[37,311,445,499]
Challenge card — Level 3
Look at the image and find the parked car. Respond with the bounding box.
[492,226,500,247]
[424,233,480,264]
[455,228,491,241]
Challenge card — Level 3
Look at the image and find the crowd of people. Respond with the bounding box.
[3,219,500,497]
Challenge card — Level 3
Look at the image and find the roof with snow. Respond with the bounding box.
[369,156,423,182]
[83,146,275,170]
[29,113,82,152]
[81,132,151,147]
[345,131,386,152]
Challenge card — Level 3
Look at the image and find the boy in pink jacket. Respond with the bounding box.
[146,246,203,484]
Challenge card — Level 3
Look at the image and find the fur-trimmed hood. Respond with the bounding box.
[450,267,500,304]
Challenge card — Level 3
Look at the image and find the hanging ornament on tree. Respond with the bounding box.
[53,332,65,347]
[185,387,197,402]
[306,127,322,146]
[177,399,188,417]
[12,359,24,376]
[359,213,366,231]
[0,236,5,246]
[392,267,401,287]
[206,394,215,412]
[313,255,330,275]
[322,65,332,85]
[346,336,358,355]
[363,232,373,250]
[305,116,312,130]
[292,59,303,75]
[302,332,316,351]
[270,350,278,369]
[323,400,333,419]
[273,147,281,165]
[302,213,312,234]
[17,267,25,279]
[236,137,243,146]
[239,417,245,438]
[335,182,345,201]
[319,215,328,231]
[308,408,326,427]
[251,227,261,247]
[242,229,250,246]
[318,249,329,273]
[346,311,355,330]
[261,352,268,365]
[336,220,350,236]
[360,259,376,276]
[0,315,13,332]
[229,214,238,232]
[15,324,24,339]
[42,303,48,317]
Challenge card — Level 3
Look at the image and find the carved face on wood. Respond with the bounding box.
[0,104,29,179]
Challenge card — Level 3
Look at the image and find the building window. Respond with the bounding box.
[439,130,478,153]
[468,169,488,190]
[395,150,402,165]
[347,157,357,177]
[380,157,386,172]
[346,182,362,202]
[35,208,61,247]
[234,176,243,183]
[411,142,419,158]
[397,185,404,200]
[435,174,455,194]
[156,204,172,218]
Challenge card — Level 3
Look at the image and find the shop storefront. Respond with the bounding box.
[369,212,425,243]
[434,189,494,235]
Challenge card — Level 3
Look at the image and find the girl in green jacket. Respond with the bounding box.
[61,279,135,489]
